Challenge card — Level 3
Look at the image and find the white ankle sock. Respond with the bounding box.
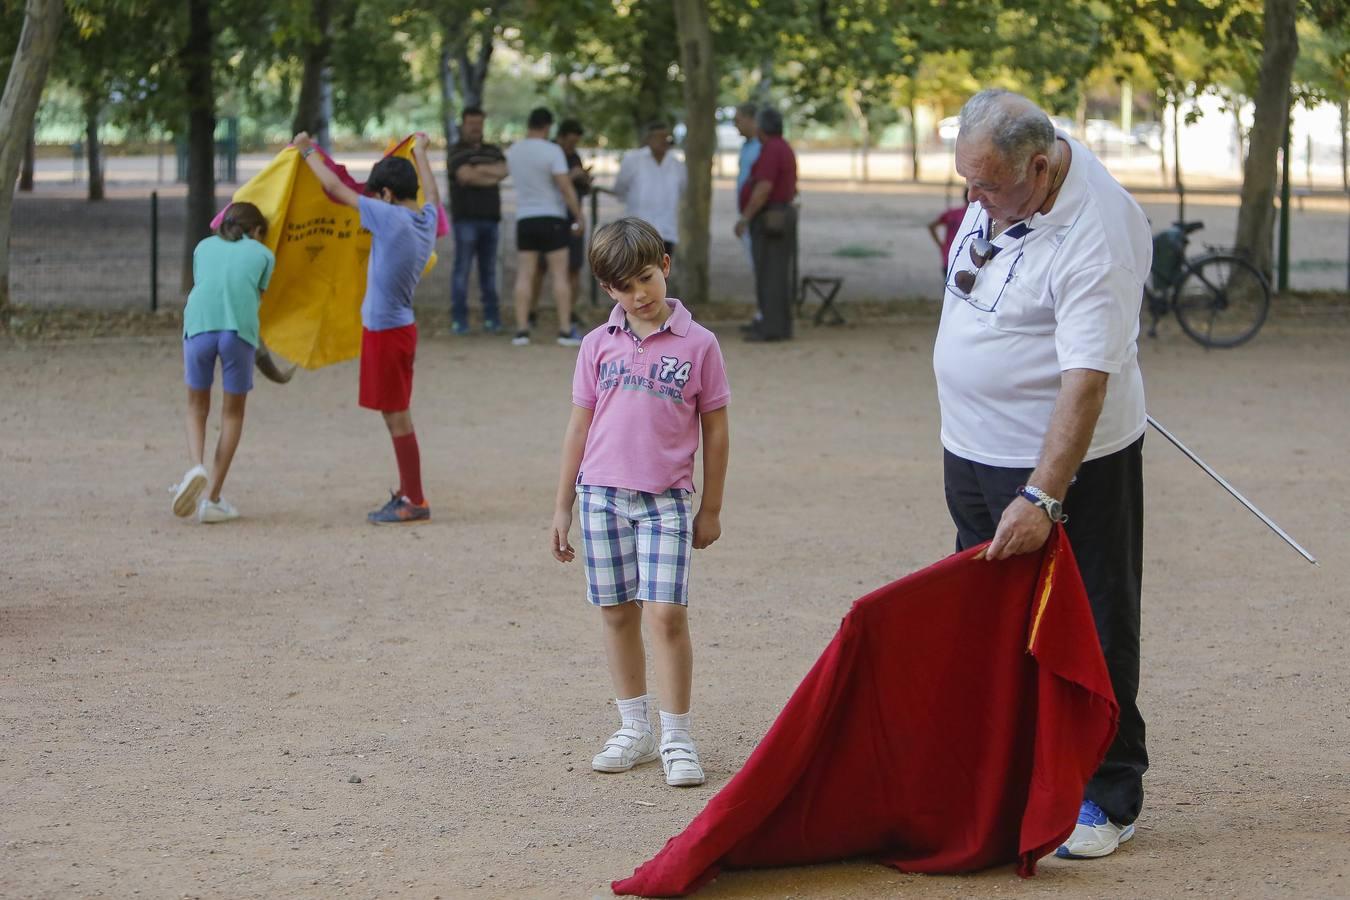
[616,694,652,732]
[660,710,692,744]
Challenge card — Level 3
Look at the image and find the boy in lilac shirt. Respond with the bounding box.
[551,217,730,788]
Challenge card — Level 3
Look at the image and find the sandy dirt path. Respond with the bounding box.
[2,316,1348,898]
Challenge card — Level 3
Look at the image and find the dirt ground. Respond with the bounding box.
[2,301,1349,898]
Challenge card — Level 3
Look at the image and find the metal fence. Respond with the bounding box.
[9,175,1349,314]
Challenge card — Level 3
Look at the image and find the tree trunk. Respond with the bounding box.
[291,0,334,144]
[1233,0,1299,278]
[907,91,921,182]
[84,89,104,201]
[181,0,216,293]
[20,120,36,191]
[457,26,493,111]
[632,18,674,140]
[672,0,716,309]
[752,53,774,104]
[439,42,459,152]
[0,0,63,313]
[1340,98,1347,194]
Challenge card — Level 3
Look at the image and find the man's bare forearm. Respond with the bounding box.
[1028,368,1110,499]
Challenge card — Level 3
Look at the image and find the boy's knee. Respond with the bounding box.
[646,604,689,642]
[600,601,642,631]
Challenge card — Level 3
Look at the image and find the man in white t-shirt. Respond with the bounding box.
[504,107,587,347]
[613,121,687,257]
[933,89,1151,861]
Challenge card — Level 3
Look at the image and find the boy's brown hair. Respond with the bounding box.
[588,217,666,289]
[218,201,268,241]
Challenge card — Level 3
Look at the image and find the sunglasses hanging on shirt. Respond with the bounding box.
[945,215,1033,312]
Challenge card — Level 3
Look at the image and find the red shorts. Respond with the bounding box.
[359,324,417,412]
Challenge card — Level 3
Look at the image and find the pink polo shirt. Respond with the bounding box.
[572,299,731,494]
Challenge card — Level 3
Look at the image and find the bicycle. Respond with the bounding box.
[1144,220,1271,348]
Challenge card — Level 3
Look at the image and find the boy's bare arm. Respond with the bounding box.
[412,133,442,209]
[693,406,729,550]
[292,132,362,208]
[551,405,595,562]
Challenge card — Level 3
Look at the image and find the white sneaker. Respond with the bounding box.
[591,726,658,773]
[197,497,240,524]
[660,736,706,787]
[556,326,582,348]
[172,465,208,518]
[1055,800,1135,859]
[511,331,531,347]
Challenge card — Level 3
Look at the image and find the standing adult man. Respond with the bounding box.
[613,121,687,258]
[933,88,1151,860]
[447,106,508,335]
[530,119,591,321]
[504,107,586,347]
[734,108,797,343]
[733,102,761,330]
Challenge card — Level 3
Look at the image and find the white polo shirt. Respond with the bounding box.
[932,135,1150,468]
[614,146,688,243]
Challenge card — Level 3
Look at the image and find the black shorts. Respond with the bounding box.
[517,216,569,254]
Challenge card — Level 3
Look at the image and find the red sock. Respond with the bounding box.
[391,432,425,506]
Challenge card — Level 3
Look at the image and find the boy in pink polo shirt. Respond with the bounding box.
[551,217,730,788]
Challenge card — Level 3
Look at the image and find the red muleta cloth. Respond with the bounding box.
[613,527,1118,896]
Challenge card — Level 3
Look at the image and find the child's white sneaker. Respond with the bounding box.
[197,497,239,524]
[660,736,706,787]
[591,726,658,773]
[172,464,208,518]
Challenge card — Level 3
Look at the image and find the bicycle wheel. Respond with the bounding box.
[1173,254,1271,348]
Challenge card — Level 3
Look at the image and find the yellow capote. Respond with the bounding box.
[223,136,437,369]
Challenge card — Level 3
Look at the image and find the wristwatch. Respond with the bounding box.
[1017,484,1067,523]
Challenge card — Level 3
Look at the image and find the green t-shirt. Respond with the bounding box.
[183,235,276,347]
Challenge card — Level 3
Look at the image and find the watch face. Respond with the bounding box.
[1047,500,1064,521]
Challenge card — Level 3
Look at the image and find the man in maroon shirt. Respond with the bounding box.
[734,108,798,342]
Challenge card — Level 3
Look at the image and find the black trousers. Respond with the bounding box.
[943,436,1147,825]
[750,205,797,340]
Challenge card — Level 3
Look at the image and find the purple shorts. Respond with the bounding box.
[184,330,255,394]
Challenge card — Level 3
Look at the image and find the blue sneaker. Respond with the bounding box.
[451,321,470,336]
[1055,799,1135,859]
[483,319,501,334]
[366,492,430,525]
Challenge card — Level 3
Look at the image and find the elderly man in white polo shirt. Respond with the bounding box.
[614,121,688,258]
[933,88,1152,862]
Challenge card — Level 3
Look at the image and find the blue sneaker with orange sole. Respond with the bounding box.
[1055,799,1135,859]
[367,492,430,525]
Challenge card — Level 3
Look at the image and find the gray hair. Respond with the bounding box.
[756,107,784,136]
[958,89,1055,176]
[735,102,757,119]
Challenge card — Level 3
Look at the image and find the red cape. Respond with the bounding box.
[613,528,1118,896]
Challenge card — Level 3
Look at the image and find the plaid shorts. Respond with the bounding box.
[578,486,693,606]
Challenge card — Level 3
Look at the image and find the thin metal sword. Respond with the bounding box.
[1147,414,1318,566]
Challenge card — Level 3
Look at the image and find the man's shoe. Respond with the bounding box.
[557,325,583,347]
[483,319,501,334]
[451,320,470,336]
[1055,800,1135,859]
[366,492,430,525]
[172,464,208,517]
[511,330,531,347]
[591,726,659,773]
[743,330,784,343]
[197,497,239,524]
